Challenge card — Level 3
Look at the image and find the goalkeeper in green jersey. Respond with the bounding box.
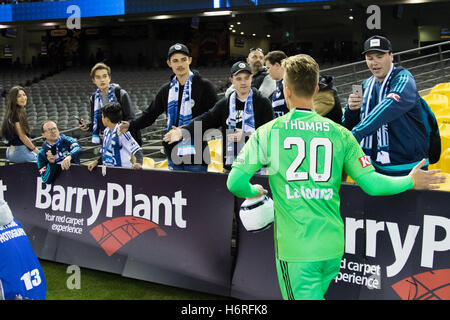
[226,54,446,300]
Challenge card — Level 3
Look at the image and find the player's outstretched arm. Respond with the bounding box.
[355,159,446,196]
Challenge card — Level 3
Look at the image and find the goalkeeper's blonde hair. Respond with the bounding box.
[281,54,319,98]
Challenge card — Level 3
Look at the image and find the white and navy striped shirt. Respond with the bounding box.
[102,122,141,168]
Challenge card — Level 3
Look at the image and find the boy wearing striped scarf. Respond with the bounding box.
[87,102,143,171]
[343,35,429,176]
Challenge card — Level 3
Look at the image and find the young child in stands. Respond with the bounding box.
[88,102,143,171]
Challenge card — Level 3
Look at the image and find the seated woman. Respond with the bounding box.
[1,86,38,163]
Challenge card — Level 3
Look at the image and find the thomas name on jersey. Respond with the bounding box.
[283,120,330,132]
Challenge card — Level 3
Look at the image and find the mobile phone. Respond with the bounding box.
[352,85,363,96]
[51,144,57,155]
[74,116,83,125]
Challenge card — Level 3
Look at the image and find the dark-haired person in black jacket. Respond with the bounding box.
[163,61,274,172]
[119,43,218,172]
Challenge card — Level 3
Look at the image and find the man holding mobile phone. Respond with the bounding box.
[342,35,430,176]
[37,121,82,184]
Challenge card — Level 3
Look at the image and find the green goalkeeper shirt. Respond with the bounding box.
[230,108,412,262]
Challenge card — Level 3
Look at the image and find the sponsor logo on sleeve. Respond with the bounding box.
[359,155,372,168]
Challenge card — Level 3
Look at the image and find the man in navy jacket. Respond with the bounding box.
[342,35,428,176]
[37,121,82,184]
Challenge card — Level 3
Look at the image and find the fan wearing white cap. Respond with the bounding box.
[342,35,437,176]
[0,200,47,300]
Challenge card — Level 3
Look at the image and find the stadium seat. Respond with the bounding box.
[140,157,169,170]
[436,113,450,126]
[142,157,155,169]
[439,120,450,151]
[430,86,450,105]
[434,171,450,191]
[430,120,450,173]
[155,159,168,170]
[423,93,448,115]
[431,82,450,92]
[436,148,450,175]
[207,139,224,173]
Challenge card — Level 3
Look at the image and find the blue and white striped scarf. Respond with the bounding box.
[272,79,288,118]
[167,72,195,156]
[360,63,394,164]
[93,85,115,144]
[102,123,122,167]
[225,89,255,165]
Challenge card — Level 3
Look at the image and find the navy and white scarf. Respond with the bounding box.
[272,79,288,118]
[225,89,255,165]
[102,123,121,167]
[167,71,195,156]
[360,63,394,164]
[92,85,115,144]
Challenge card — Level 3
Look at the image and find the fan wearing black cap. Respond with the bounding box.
[164,61,274,172]
[118,43,218,172]
[342,35,430,176]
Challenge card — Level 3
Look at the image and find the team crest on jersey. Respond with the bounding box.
[359,155,372,168]
[387,93,401,102]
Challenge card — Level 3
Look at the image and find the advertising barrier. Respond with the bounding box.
[0,163,449,300]
[232,175,450,300]
[0,163,234,297]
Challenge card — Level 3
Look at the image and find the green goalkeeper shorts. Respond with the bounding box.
[276,257,342,300]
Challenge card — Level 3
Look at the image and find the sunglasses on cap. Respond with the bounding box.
[249,47,263,54]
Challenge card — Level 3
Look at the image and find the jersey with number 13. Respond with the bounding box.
[0,219,46,300]
[232,108,375,262]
